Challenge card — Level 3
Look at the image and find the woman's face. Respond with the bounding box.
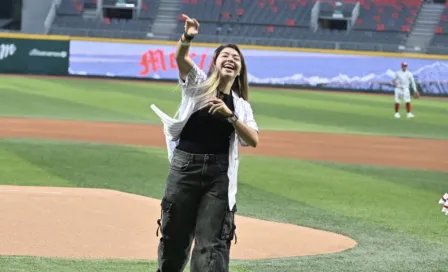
[215,47,242,80]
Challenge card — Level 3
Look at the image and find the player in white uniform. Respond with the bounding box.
[393,62,419,119]
[439,192,448,216]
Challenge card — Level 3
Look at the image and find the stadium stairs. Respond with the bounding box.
[149,0,179,40]
[21,0,54,34]
[404,2,444,52]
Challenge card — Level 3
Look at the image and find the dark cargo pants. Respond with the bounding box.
[156,148,237,272]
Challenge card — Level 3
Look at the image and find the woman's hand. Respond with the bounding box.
[176,14,199,80]
[208,98,233,118]
[182,14,200,37]
[208,97,259,147]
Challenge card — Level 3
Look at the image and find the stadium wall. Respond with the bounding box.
[1,32,448,96]
[0,33,69,76]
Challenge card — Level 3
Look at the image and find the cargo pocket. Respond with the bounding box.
[208,251,217,271]
[169,156,190,172]
[220,206,237,245]
[156,197,174,238]
[207,248,230,272]
[217,160,229,172]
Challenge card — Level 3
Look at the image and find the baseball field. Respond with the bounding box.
[0,74,447,272]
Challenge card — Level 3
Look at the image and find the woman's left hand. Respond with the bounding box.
[208,98,233,118]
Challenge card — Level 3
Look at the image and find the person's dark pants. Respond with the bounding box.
[156,148,237,272]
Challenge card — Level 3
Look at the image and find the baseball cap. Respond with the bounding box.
[401,61,408,67]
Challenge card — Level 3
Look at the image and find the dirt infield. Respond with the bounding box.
[0,116,446,261]
[0,185,357,260]
[0,117,446,171]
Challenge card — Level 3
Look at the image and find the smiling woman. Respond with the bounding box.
[150,13,259,272]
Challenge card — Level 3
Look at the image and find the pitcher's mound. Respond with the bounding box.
[0,185,357,260]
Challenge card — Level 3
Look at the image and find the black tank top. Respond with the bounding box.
[176,91,235,155]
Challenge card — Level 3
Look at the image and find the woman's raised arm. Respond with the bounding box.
[175,14,199,80]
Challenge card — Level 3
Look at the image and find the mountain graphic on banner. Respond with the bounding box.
[247,62,448,86]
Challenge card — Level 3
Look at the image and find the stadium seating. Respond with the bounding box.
[177,0,420,32]
[428,1,448,54]
[47,0,426,53]
[351,0,421,32]
[48,0,158,39]
[56,0,84,16]
[50,16,150,38]
[174,0,417,51]
[140,0,159,20]
[179,0,314,27]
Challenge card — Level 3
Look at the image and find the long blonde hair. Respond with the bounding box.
[196,68,221,100]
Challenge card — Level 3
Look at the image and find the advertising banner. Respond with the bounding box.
[69,40,448,95]
[0,37,69,75]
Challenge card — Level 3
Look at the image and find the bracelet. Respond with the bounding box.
[183,31,194,41]
[180,40,191,46]
[180,33,192,46]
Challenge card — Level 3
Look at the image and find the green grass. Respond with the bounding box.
[1,75,447,271]
[0,139,447,272]
[0,75,447,138]
[0,256,250,272]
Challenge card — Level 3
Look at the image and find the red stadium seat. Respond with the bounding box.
[222,12,231,19]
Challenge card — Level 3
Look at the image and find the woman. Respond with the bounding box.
[150,14,259,272]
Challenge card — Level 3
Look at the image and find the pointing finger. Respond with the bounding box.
[209,98,221,103]
[208,104,219,113]
[211,105,222,115]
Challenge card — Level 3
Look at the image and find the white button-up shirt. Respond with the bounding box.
[150,63,259,211]
[394,70,417,91]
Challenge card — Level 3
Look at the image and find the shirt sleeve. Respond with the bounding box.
[409,72,417,91]
[238,100,259,147]
[178,63,208,95]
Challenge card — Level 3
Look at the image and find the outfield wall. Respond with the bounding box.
[0,34,69,76]
[1,32,448,96]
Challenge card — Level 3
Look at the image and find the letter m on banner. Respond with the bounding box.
[139,49,168,76]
